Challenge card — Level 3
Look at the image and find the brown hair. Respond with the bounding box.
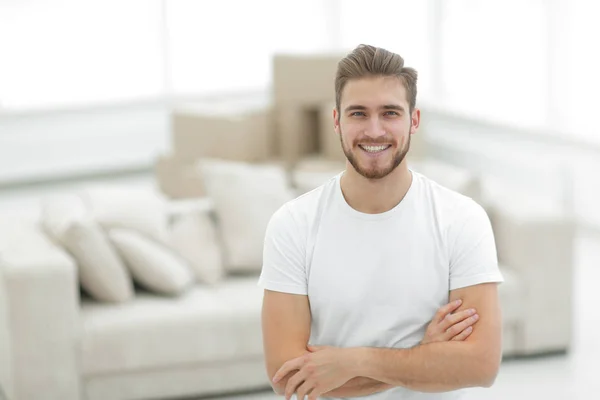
[335,44,418,113]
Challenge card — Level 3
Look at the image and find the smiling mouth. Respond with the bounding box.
[359,144,392,153]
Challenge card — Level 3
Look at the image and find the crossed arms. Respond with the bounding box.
[261,282,502,399]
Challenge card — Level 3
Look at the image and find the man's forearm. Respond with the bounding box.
[323,377,393,398]
[353,342,499,392]
[276,374,391,398]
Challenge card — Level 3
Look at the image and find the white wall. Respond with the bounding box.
[421,106,600,230]
[0,102,169,186]
[2,97,600,231]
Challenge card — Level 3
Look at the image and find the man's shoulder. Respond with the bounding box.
[271,174,339,229]
[284,174,339,215]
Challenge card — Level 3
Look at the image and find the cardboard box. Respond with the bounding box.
[275,106,320,166]
[155,154,206,199]
[273,53,344,106]
[172,98,274,163]
[318,102,346,162]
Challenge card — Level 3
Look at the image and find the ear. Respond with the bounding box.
[333,107,341,136]
[410,108,421,135]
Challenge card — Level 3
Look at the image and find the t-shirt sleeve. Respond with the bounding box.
[257,203,308,295]
[448,200,504,291]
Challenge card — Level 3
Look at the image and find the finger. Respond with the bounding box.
[309,385,326,400]
[434,299,462,323]
[308,345,327,352]
[451,325,474,341]
[440,308,477,331]
[285,370,307,400]
[273,357,304,384]
[296,379,315,400]
[445,313,479,339]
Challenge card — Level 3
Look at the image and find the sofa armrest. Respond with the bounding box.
[490,205,576,354]
[0,221,81,400]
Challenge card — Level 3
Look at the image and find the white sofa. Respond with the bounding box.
[0,158,575,400]
[0,177,274,400]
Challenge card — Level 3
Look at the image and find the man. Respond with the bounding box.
[258,44,504,399]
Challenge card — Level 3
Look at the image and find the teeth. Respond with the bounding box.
[361,145,389,153]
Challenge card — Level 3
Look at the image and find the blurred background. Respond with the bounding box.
[0,0,599,399]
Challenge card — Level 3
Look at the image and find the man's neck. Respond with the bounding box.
[340,162,413,214]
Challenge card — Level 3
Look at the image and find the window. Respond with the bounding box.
[165,0,336,97]
[561,0,600,143]
[438,0,549,128]
[0,0,164,111]
[0,0,337,111]
[338,0,433,99]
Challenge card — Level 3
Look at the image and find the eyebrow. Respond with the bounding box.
[344,104,406,113]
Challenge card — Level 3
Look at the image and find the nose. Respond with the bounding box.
[363,116,386,139]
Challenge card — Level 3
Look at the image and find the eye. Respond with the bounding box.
[350,111,366,117]
[384,111,400,117]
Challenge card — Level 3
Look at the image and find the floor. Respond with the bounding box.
[1,172,599,400]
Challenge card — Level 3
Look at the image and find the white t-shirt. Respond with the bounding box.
[258,170,504,399]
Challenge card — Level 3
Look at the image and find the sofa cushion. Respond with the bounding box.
[409,159,481,203]
[81,185,169,243]
[108,229,194,296]
[80,276,264,376]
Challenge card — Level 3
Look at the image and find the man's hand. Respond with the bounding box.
[421,299,479,345]
[271,299,480,399]
[272,345,358,400]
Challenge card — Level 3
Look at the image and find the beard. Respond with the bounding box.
[340,129,410,180]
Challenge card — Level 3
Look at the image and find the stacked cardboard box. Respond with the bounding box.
[272,53,346,165]
[157,51,433,199]
[271,52,430,166]
[171,99,274,163]
[156,97,276,198]
[154,155,205,199]
[318,101,346,162]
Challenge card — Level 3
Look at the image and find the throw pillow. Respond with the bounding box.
[108,228,194,296]
[198,159,294,273]
[292,157,345,194]
[39,193,88,245]
[61,219,134,303]
[167,208,224,285]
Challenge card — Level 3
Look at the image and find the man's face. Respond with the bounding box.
[334,76,419,180]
